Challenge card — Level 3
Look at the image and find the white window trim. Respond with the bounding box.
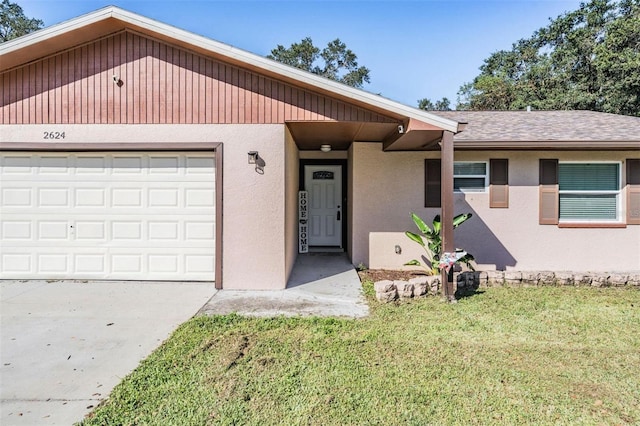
[558,161,622,223]
[453,161,488,193]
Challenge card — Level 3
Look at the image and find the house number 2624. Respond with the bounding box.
[43,131,66,139]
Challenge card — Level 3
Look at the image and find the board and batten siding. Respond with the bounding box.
[1,30,395,126]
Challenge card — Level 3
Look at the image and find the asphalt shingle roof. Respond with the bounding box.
[430,110,640,142]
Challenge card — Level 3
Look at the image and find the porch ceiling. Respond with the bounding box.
[287,121,445,151]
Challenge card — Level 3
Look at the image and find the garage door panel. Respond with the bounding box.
[76,155,107,173]
[185,188,215,207]
[38,221,70,240]
[1,155,33,172]
[185,255,215,273]
[149,155,180,172]
[1,175,215,183]
[0,151,216,281]
[112,155,144,173]
[38,253,69,273]
[185,156,215,172]
[112,188,143,207]
[148,221,179,240]
[2,220,32,240]
[1,253,32,273]
[39,155,71,173]
[39,188,71,207]
[112,254,143,273]
[185,221,215,240]
[148,188,179,207]
[2,187,32,206]
[74,254,106,273]
[75,188,107,207]
[2,219,215,246]
[111,221,143,240]
[1,250,215,280]
[75,221,106,240]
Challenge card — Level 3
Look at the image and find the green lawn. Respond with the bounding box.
[81,285,640,425]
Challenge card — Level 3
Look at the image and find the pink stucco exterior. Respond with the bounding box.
[352,142,640,272]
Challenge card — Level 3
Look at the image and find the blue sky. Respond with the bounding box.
[17,0,583,108]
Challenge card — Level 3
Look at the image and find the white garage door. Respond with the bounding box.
[0,152,216,281]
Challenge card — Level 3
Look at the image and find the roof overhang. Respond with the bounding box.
[0,6,461,142]
[287,118,450,151]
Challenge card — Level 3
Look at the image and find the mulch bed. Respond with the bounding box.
[357,269,431,283]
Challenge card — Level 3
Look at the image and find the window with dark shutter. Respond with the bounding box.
[559,163,620,221]
[627,159,640,225]
[539,159,559,225]
[490,159,508,208]
[453,162,487,192]
[425,159,441,207]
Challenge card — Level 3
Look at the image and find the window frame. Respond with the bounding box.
[558,161,622,224]
[453,161,488,193]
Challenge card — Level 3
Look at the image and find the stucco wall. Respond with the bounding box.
[352,142,640,272]
[351,143,440,269]
[0,124,288,289]
[284,127,299,285]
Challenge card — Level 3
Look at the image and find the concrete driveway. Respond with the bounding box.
[0,280,215,425]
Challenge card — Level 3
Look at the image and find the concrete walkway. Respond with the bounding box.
[0,280,214,426]
[199,253,369,318]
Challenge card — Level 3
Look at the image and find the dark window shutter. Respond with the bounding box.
[425,159,441,207]
[539,159,559,225]
[627,159,640,224]
[490,159,509,208]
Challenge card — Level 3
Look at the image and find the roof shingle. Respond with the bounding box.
[430,110,640,142]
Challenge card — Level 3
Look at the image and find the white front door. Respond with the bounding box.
[304,165,342,247]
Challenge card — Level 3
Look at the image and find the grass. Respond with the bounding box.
[80,285,640,425]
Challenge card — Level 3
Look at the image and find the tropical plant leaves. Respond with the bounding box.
[410,213,431,235]
[405,212,476,274]
[453,213,472,228]
[404,231,425,247]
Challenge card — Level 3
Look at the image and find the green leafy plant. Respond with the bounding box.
[404,213,475,275]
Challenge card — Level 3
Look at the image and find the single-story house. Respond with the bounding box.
[1,6,639,290]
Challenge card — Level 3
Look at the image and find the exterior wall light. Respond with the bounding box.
[320,144,332,152]
[248,151,259,164]
[112,74,123,87]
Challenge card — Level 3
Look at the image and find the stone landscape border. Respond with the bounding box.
[374,271,640,303]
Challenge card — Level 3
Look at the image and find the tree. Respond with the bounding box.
[1,0,43,42]
[457,0,640,116]
[417,97,452,111]
[268,37,371,88]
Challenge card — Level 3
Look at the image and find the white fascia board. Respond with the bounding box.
[0,6,460,133]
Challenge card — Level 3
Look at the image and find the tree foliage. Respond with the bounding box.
[417,97,452,111]
[457,0,640,116]
[0,0,43,42]
[268,37,371,88]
